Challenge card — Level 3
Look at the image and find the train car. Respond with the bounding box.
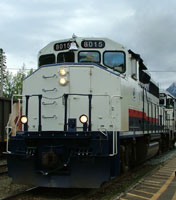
[6,35,176,188]
[0,97,11,157]
[159,90,176,150]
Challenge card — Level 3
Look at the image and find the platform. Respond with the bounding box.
[119,155,176,200]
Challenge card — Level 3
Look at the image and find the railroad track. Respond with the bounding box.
[0,187,38,200]
[0,150,175,200]
[0,187,85,200]
[0,159,7,175]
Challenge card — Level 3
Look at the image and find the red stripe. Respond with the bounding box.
[129,109,158,123]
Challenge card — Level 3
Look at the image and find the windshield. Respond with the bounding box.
[39,54,55,67]
[78,51,100,63]
[104,51,125,73]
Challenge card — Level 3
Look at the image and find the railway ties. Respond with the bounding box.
[0,159,7,176]
[0,186,85,200]
[119,155,176,200]
[0,187,38,200]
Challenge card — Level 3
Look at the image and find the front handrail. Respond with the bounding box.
[14,98,22,135]
[6,94,24,153]
[109,131,118,156]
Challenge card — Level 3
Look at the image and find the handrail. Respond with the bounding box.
[109,95,122,156]
[6,94,24,153]
[98,127,108,137]
[14,98,22,135]
[42,74,57,79]
[109,131,118,156]
[42,88,57,92]
[42,115,57,119]
[42,101,57,105]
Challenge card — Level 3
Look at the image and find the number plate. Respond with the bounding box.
[81,40,105,48]
[54,42,71,51]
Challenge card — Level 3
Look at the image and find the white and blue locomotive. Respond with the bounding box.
[6,36,176,188]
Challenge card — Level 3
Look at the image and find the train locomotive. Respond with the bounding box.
[6,36,176,188]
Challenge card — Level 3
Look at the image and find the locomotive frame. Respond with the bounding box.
[6,36,176,188]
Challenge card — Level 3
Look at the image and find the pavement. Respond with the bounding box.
[119,154,176,200]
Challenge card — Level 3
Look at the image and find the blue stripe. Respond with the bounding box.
[24,62,121,80]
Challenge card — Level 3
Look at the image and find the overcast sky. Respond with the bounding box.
[0,0,176,89]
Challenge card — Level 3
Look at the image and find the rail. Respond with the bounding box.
[0,187,38,200]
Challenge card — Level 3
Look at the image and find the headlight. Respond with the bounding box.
[79,114,88,124]
[59,77,67,85]
[59,68,67,76]
[20,115,28,124]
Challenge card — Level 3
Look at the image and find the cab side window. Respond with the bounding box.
[103,51,125,73]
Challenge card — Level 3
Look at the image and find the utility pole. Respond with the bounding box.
[0,48,6,97]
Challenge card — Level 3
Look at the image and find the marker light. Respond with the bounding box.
[59,68,67,76]
[79,114,88,124]
[20,116,28,124]
[59,77,67,85]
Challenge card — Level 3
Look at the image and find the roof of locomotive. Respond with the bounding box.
[38,36,127,54]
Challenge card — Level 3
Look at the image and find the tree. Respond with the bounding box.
[3,64,33,98]
[0,48,7,97]
[3,71,14,98]
[13,64,26,95]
